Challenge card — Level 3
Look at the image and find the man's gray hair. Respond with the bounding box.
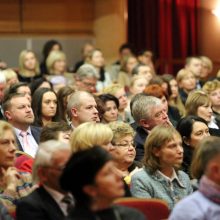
[132,95,162,124]
[66,91,94,119]
[32,140,70,184]
[76,63,98,79]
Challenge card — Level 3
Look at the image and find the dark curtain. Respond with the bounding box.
[128,0,198,75]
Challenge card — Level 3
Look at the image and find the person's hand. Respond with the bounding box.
[1,167,21,191]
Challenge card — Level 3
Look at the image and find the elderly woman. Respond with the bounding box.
[60,146,145,220]
[185,90,220,136]
[176,115,210,176]
[0,121,33,214]
[108,121,142,184]
[130,125,192,210]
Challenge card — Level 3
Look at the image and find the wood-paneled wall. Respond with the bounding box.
[0,0,94,34]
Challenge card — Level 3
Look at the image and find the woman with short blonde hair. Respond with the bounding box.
[70,122,113,153]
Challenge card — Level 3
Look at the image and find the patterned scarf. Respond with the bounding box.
[199,175,220,205]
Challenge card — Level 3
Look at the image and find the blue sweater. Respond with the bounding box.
[130,167,193,210]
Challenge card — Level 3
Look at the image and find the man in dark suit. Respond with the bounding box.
[3,93,41,157]
[16,140,72,220]
[131,95,171,161]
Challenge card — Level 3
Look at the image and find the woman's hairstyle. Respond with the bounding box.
[200,56,213,72]
[108,121,135,144]
[40,121,71,142]
[143,124,181,172]
[42,40,62,61]
[19,50,40,75]
[0,120,14,140]
[143,84,168,99]
[46,50,66,74]
[30,77,52,95]
[185,90,210,116]
[57,86,75,121]
[2,69,17,83]
[70,122,113,153]
[176,115,208,144]
[60,146,112,206]
[191,136,220,179]
[98,93,119,109]
[32,87,60,126]
[202,79,220,94]
[176,68,195,84]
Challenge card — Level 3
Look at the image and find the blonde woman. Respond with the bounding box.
[131,125,192,210]
[18,50,41,83]
[70,122,113,153]
[2,69,18,89]
[176,68,196,104]
[46,50,72,92]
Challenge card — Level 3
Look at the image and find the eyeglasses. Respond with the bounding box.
[112,142,136,149]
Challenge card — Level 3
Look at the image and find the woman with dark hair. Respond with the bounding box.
[57,86,75,123]
[32,88,60,127]
[98,93,119,123]
[40,40,62,74]
[176,115,210,176]
[29,77,52,95]
[60,146,145,220]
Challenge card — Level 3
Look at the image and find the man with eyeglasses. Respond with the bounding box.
[17,140,73,220]
[131,95,171,161]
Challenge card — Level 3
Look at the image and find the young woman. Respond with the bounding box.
[130,125,192,210]
[98,94,119,123]
[60,146,145,220]
[176,115,210,176]
[18,50,41,83]
[32,88,60,127]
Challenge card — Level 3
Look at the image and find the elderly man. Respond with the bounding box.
[16,140,72,220]
[74,63,98,93]
[131,95,171,161]
[3,93,40,157]
[67,90,99,128]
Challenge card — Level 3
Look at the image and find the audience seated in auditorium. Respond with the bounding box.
[169,136,220,220]
[16,140,72,220]
[32,88,60,127]
[131,95,170,161]
[67,91,99,128]
[60,146,145,220]
[130,125,192,210]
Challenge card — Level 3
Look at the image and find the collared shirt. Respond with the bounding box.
[43,185,72,216]
[14,127,38,157]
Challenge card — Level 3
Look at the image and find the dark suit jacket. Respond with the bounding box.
[15,126,41,152]
[16,186,65,220]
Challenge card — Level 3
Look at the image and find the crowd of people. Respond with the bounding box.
[0,40,220,219]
